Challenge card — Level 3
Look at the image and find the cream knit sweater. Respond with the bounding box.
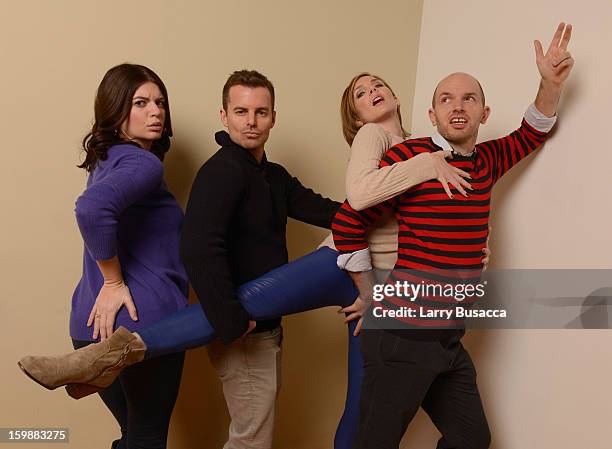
[319,123,437,270]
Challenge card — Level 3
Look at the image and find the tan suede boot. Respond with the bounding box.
[18,326,145,399]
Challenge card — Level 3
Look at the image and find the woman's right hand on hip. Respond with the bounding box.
[87,280,138,341]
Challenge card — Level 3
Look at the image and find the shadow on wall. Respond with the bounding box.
[163,141,204,209]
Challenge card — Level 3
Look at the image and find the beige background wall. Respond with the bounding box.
[404,1,612,448]
[5,1,609,448]
[0,1,424,448]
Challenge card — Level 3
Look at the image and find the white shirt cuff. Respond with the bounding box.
[337,248,373,272]
[524,103,557,133]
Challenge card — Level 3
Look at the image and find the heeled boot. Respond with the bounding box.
[18,326,145,399]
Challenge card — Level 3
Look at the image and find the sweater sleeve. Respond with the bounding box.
[479,117,551,184]
[285,169,341,229]
[332,200,395,271]
[75,147,163,261]
[180,157,251,344]
[345,123,437,211]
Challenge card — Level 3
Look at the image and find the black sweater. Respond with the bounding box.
[180,131,341,343]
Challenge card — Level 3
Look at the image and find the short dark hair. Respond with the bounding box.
[222,70,275,111]
[79,63,172,172]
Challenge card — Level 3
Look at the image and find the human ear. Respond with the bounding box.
[481,106,491,124]
[428,108,437,126]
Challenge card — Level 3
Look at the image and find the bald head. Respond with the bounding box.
[431,72,485,108]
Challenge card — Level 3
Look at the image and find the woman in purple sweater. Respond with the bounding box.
[55,63,187,449]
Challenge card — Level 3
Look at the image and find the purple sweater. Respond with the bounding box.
[70,144,188,341]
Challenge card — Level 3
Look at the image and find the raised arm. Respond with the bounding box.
[534,22,574,117]
[479,23,574,183]
[346,123,472,210]
[478,106,553,183]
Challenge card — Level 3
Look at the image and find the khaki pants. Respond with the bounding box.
[207,326,283,449]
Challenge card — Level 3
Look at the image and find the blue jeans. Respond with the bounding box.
[136,247,362,449]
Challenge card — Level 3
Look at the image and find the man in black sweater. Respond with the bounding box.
[180,70,340,449]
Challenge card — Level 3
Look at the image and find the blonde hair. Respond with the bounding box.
[340,72,409,146]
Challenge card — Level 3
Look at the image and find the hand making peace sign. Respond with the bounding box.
[535,22,574,86]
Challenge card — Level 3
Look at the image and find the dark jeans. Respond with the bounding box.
[72,339,185,449]
[352,330,490,449]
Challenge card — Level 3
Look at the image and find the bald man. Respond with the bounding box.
[332,23,574,449]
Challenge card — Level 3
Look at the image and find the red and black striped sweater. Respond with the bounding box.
[332,119,550,331]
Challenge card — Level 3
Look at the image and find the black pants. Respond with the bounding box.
[352,330,490,449]
[72,339,185,449]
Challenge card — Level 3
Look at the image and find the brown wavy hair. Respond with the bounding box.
[78,64,173,172]
[340,72,408,146]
